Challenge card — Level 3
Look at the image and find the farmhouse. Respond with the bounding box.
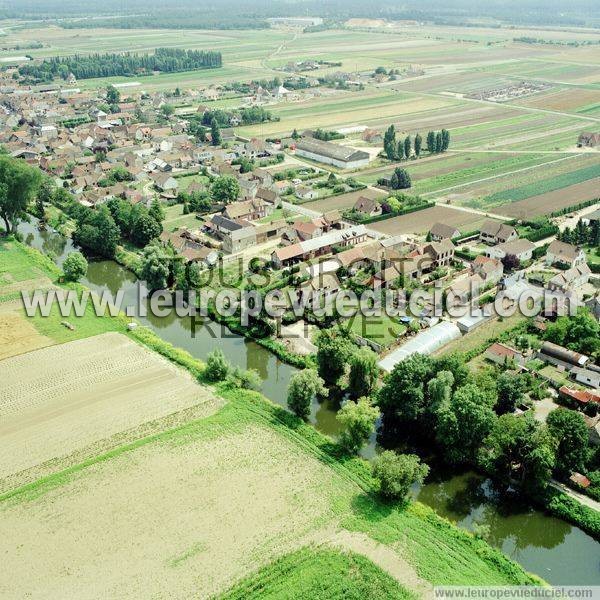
[545,240,586,268]
[295,138,370,169]
[272,225,368,268]
[479,220,517,245]
[429,222,460,241]
[577,132,600,148]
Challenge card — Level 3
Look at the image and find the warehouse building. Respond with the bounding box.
[295,138,370,169]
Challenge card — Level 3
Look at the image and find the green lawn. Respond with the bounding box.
[0,239,126,341]
[340,312,407,348]
[584,246,600,266]
[162,203,205,231]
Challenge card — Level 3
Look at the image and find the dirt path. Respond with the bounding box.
[326,530,433,598]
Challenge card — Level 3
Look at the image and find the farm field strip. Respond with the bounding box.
[0,332,218,481]
[368,205,490,236]
[415,153,572,196]
[484,162,600,205]
[446,152,596,200]
[495,184,600,219]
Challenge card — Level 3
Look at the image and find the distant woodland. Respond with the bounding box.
[17,48,222,82]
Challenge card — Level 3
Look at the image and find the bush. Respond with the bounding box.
[372,451,429,502]
[204,348,231,382]
[62,251,88,281]
[226,365,262,391]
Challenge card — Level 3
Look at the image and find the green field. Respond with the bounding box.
[483,162,600,205]
[220,548,416,600]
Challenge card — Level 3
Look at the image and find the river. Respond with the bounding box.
[17,220,600,585]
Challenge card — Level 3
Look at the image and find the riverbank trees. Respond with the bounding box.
[0,155,42,235]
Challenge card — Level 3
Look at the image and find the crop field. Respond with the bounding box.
[0,332,219,483]
[368,206,492,236]
[452,154,600,212]
[495,182,600,219]
[511,88,600,113]
[236,90,456,138]
[0,381,540,598]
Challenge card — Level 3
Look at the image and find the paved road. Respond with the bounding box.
[550,479,600,513]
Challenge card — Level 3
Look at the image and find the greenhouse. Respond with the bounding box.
[378,320,461,372]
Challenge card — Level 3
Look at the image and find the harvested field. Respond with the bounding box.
[495,182,600,219]
[0,301,53,360]
[369,205,492,236]
[0,422,346,599]
[302,187,387,213]
[0,388,539,599]
[512,88,600,113]
[0,332,218,481]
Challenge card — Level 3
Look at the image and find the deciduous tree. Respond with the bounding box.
[372,451,429,502]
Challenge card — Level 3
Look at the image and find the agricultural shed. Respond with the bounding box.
[378,321,461,372]
[456,309,490,333]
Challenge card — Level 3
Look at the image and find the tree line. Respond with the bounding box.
[18,48,222,82]
[383,126,450,161]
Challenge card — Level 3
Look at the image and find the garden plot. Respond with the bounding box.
[0,332,218,481]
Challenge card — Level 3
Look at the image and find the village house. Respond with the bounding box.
[446,274,485,305]
[429,222,460,242]
[352,196,382,218]
[222,198,272,222]
[151,172,178,194]
[479,220,518,245]
[485,238,535,262]
[296,272,341,310]
[545,240,586,268]
[484,342,525,366]
[547,264,591,293]
[423,239,455,267]
[295,185,318,201]
[205,215,256,253]
[272,225,369,268]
